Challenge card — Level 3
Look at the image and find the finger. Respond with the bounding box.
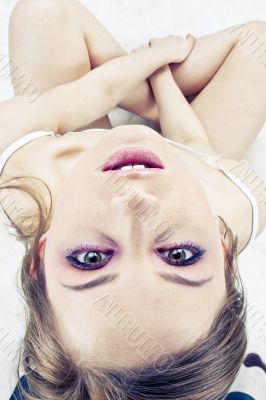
[186,33,196,49]
[149,37,159,45]
[140,45,150,50]
[186,33,196,41]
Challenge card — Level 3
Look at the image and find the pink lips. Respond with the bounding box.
[101,147,164,172]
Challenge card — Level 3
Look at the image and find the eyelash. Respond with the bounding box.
[65,241,206,271]
[66,244,113,270]
[155,241,206,267]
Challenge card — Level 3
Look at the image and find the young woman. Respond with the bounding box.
[1,0,265,399]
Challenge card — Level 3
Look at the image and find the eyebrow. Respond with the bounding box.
[61,272,213,291]
[62,274,118,290]
[158,272,213,287]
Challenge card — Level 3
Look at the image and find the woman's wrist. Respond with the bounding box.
[129,34,196,73]
[149,65,172,81]
[142,46,172,68]
[148,65,173,91]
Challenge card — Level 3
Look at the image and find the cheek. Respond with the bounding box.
[53,184,111,229]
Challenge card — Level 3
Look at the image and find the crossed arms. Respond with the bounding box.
[0,35,210,151]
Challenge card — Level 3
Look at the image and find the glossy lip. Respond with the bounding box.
[101,147,165,172]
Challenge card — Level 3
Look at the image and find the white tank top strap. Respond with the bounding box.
[164,138,224,164]
[0,128,110,175]
[208,159,260,249]
[165,138,260,250]
[61,128,109,137]
[0,130,55,175]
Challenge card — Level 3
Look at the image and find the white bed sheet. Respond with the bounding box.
[0,1,265,399]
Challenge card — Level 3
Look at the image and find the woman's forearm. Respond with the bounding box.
[149,66,211,147]
[96,47,173,108]
[81,8,238,126]
[121,28,237,124]
[0,40,193,141]
[116,28,238,127]
[118,81,159,127]
[45,47,177,134]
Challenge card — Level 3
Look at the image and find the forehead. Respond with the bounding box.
[54,278,226,370]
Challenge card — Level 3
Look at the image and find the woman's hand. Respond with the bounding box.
[131,34,196,64]
[0,34,195,141]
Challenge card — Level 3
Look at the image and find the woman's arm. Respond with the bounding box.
[148,64,213,150]
[0,36,193,151]
[9,0,239,130]
[79,2,237,125]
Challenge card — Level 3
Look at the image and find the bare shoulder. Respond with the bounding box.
[178,138,265,250]
[0,95,57,154]
[182,137,222,157]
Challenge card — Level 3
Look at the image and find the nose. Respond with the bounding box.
[110,190,160,247]
[110,190,159,219]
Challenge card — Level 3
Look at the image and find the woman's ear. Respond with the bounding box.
[216,215,227,246]
[29,232,48,278]
[215,215,230,261]
[221,236,229,254]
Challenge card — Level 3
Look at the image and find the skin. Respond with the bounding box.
[5,0,266,369]
[9,0,266,159]
[38,125,226,368]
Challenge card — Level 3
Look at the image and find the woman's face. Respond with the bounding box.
[40,125,227,369]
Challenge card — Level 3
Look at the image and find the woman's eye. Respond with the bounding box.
[66,249,113,270]
[156,242,206,267]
